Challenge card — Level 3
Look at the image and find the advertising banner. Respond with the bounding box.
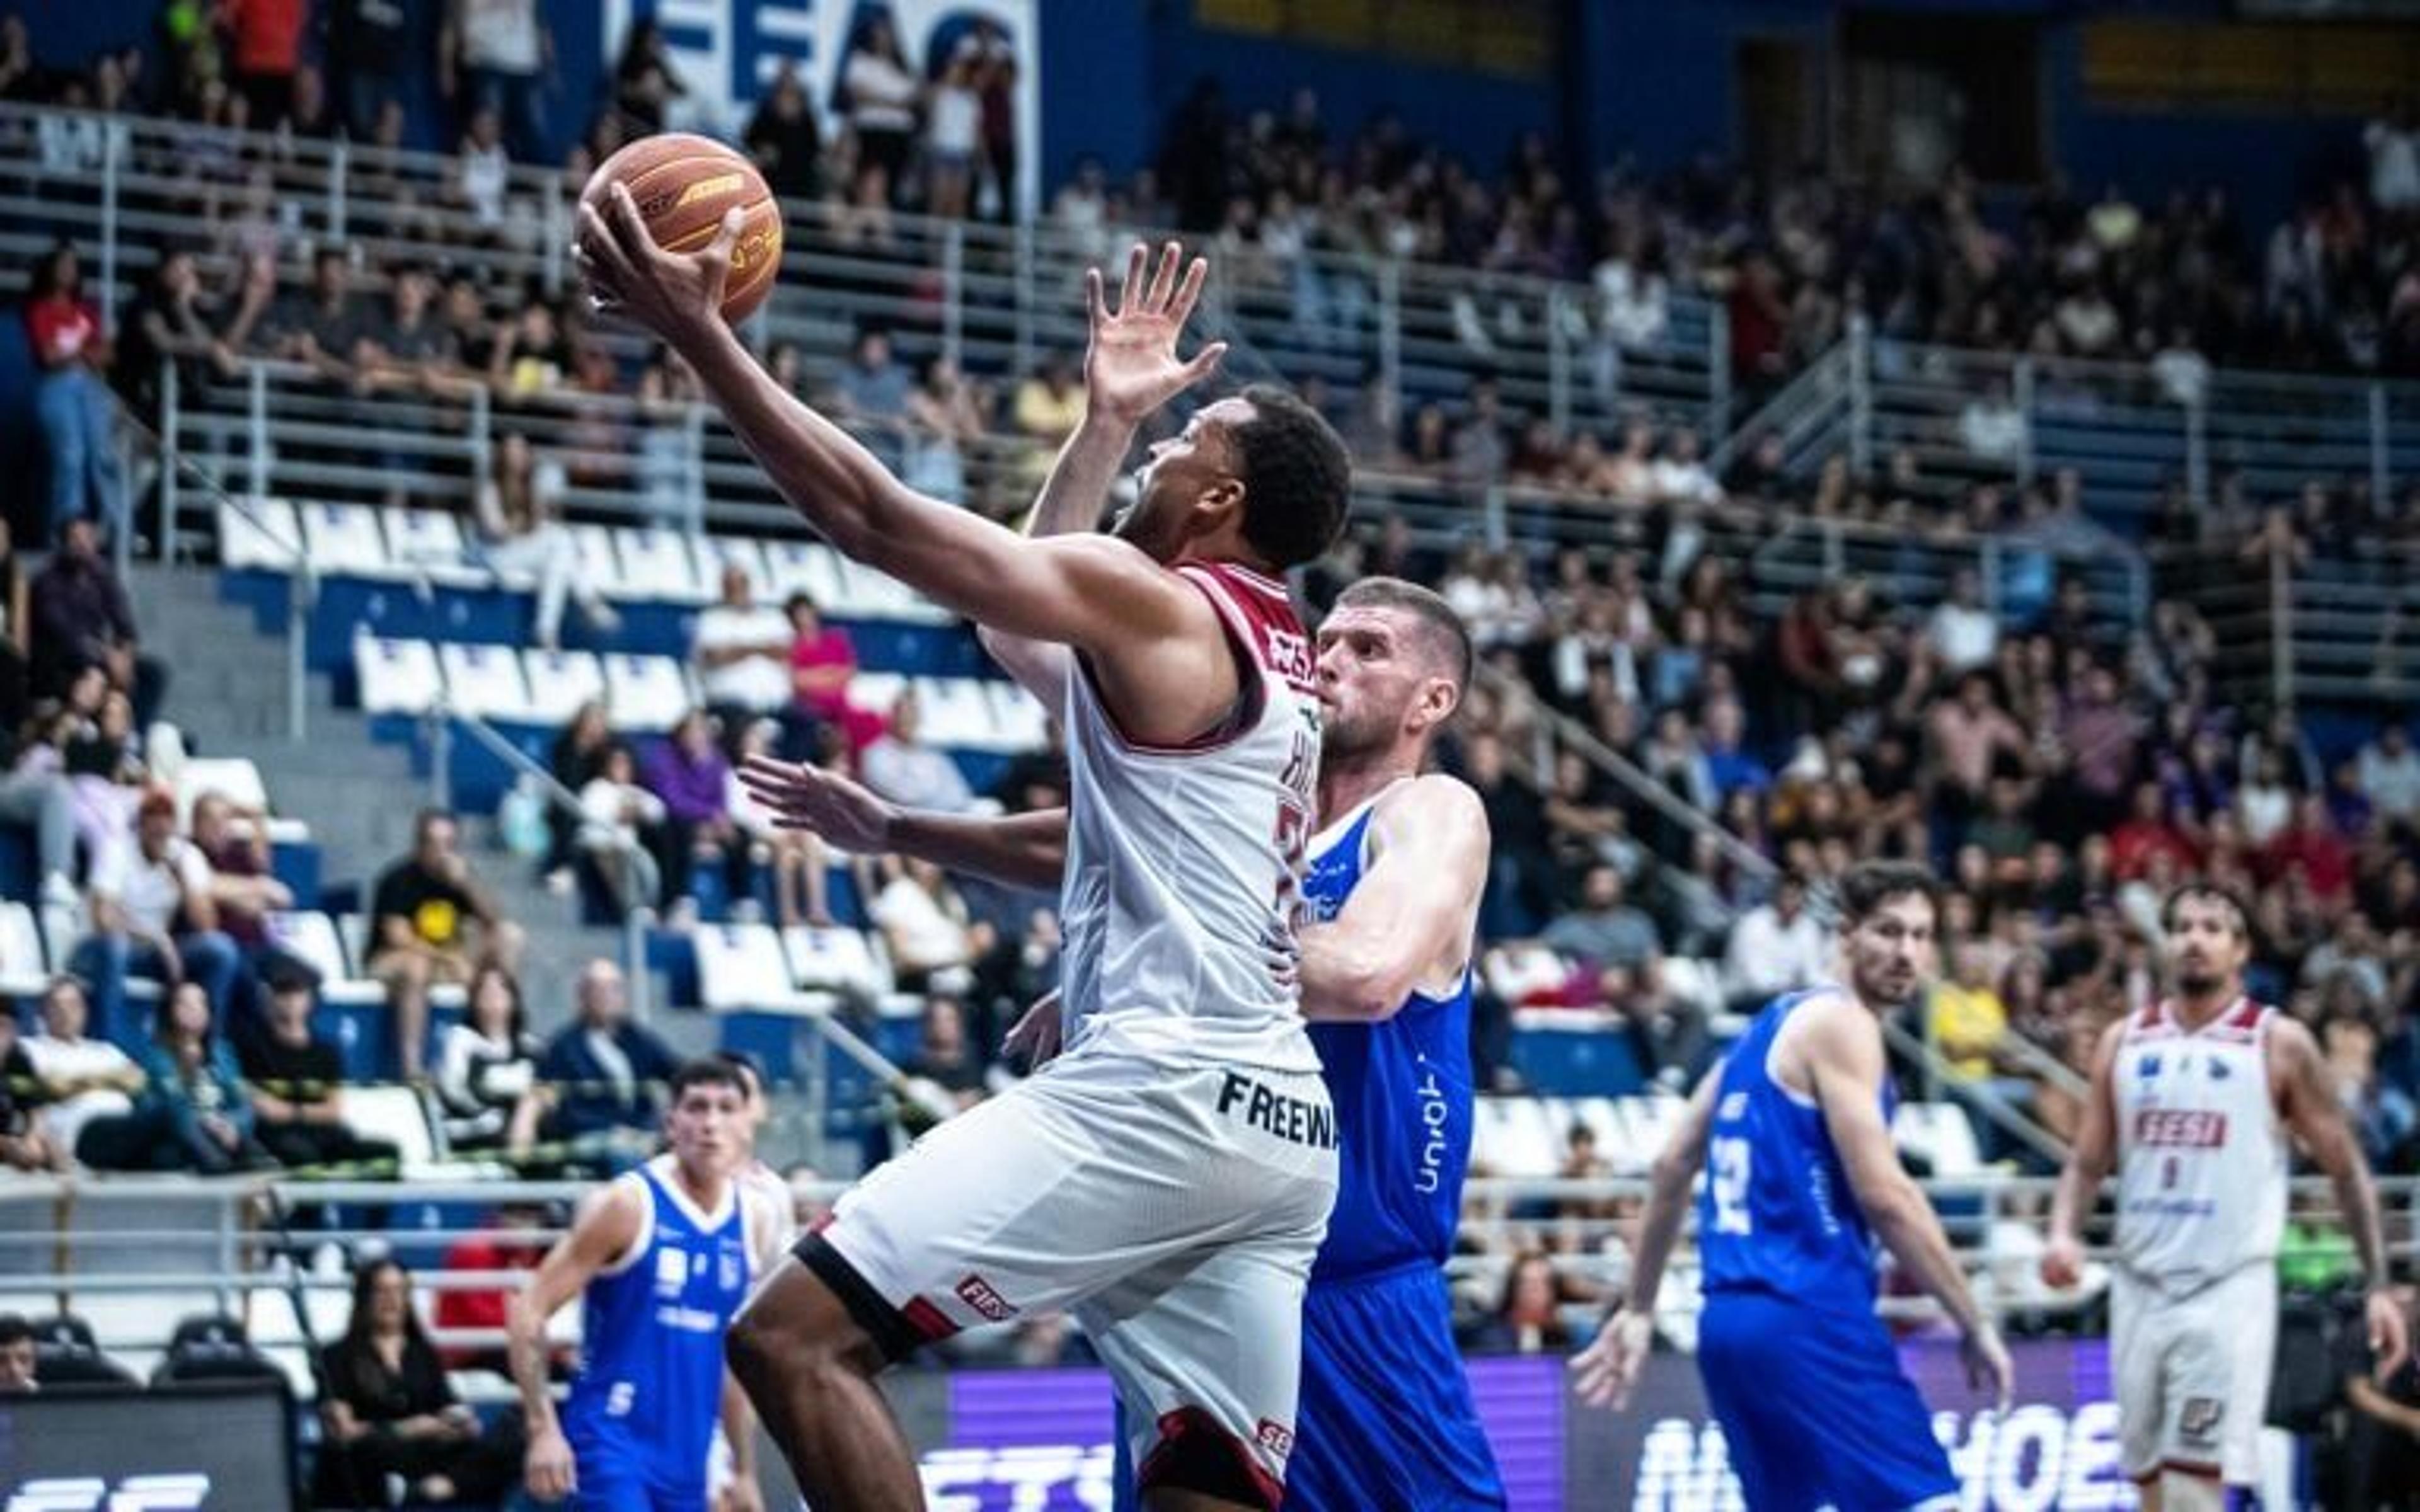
[0,1382,295,1511]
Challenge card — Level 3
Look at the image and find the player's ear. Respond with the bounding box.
[1196,474,1246,528]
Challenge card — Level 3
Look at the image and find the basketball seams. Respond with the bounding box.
[582,134,782,321]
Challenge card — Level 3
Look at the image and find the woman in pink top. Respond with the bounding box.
[785,593,887,752]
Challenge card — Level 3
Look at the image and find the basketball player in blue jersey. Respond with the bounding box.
[1573,861,2012,1511]
[740,576,1507,1509]
[508,1051,785,1512]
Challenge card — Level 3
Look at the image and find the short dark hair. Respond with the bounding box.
[2161,881,2250,940]
[710,1049,764,1098]
[1332,576,1473,694]
[1231,384,1351,570]
[0,1314,28,1349]
[1836,860,1941,925]
[669,1057,749,1102]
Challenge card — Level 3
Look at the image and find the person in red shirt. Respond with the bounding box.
[2109,779,2201,882]
[433,1200,554,1373]
[217,0,306,130]
[22,243,125,546]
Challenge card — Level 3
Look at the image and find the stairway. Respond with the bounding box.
[127,563,717,1051]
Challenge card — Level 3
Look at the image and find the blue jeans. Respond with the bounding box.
[71,931,243,1051]
[36,367,126,544]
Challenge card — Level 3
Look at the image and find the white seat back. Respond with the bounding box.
[217,498,302,571]
[616,526,708,602]
[694,923,802,1011]
[355,636,443,716]
[601,655,694,731]
[519,648,608,725]
[439,641,533,719]
[299,501,392,576]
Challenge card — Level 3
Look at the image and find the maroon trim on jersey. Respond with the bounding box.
[1182,561,1318,697]
[1207,559,1293,600]
[1138,1406,1286,1510]
[2137,1000,2165,1033]
[2128,1458,2223,1484]
[901,1295,959,1343]
[1074,564,1276,756]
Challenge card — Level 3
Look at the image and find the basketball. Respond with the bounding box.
[580,132,783,324]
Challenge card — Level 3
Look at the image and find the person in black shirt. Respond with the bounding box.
[238,971,398,1174]
[316,1259,519,1508]
[367,810,524,1080]
[744,60,825,203]
[0,1010,60,1172]
[904,994,985,1111]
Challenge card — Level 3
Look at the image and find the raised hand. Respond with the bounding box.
[735,756,895,854]
[574,183,740,347]
[1567,1309,1652,1411]
[1083,239,1228,425]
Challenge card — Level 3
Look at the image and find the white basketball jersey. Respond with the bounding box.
[2111,996,2290,1294]
[1056,560,1322,1074]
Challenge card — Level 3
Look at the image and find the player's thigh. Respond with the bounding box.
[1290,1273,1504,1511]
[2150,1280,2264,1484]
[2203,1266,2278,1486]
[2111,1268,2174,1480]
[566,1436,655,1512]
[1695,1297,1826,1512]
[1084,1220,1327,1512]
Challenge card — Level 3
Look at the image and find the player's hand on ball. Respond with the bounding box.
[1004,990,1064,1070]
[1962,1322,2014,1415]
[1568,1307,1652,1411]
[1084,239,1226,425]
[737,756,893,853]
[2367,1286,2411,1382]
[524,1423,577,1501]
[2039,1234,2084,1290]
[575,183,739,345]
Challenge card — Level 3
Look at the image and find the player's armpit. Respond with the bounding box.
[1296,777,1489,1022]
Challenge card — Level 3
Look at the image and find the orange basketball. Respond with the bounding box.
[582,132,783,324]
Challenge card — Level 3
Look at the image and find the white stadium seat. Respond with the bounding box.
[782,925,892,999]
[850,672,908,723]
[850,564,952,624]
[694,923,812,1012]
[519,648,608,725]
[381,508,481,583]
[438,641,533,720]
[759,539,848,609]
[355,636,443,716]
[564,524,629,596]
[615,525,709,602]
[0,901,48,996]
[601,655,694,731]
[217,498,302,571]
[345,1084,441,1169]
[266,911,384,1006]
[299,500,393,576]
[986,681,1051,750]
[690,534,771,596]
[1894,1101,1985,1178]
[914,677,996,750]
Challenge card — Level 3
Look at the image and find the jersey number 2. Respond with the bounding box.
[1710,1136,1753,1235]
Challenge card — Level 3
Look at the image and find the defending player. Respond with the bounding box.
[2043,883,2410,1509]
[1572,861,2012,1511]
[744,575,1509,1508]
[508,1055,787,1512]
[580,199,1350,1507]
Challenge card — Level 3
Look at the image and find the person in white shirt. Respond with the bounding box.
[1647,430,1723,507]
[68,792,243,1051]
[924,40,984,220]
[858,689,976,814]
[1957,381,2028,462]
[2368,99,2420,215]
[693,564,796,721]
[1722,873,1831,1007]
[2359,723,2420,826]
[866,857,988,996]
[841,13,919,205]
[20,975,144,1167]
[578,744,667,914]
[1927,566,2000,675]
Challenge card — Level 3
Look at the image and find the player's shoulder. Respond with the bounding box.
[1373,772,1487,837]
[1780,988,1884,1063]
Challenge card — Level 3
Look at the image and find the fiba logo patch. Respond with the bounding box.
[954,1274,1016,1324]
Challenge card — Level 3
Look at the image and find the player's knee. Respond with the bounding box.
[727,1264,880,1382]
[2158,1470,2225,1512]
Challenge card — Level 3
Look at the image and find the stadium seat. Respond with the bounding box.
[0,900,49,997]
[29,1313,139,1387]
[616,525,709,602]
[564,524,629,596]
[1893,1101,1985,1178]
[519,648,608,725]
[986,681,1051,750]
[355,635,443,716]
[601,655,695,731]
[759,539,848,608]
[781,924,891,999]
[915,677,997,749]
[266,910,384,1007]
[217,498,303,572]
[298,500,394,577]
[438,641,534,720]
[851,563,952,624]
[380,507,478,581]
[151,1313,287,1388]
[851,670,908,721]
[691,534,770,594]
[694,922,812,1012]
[345,1083,442,1169]
[171,757,309,845]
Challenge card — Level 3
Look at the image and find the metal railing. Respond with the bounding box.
[0,100,1726,437]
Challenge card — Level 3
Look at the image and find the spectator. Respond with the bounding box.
[839,11,919,206]
[218,0,304,129]
[115,249,236,422]
[2368,96,2420,216]
[1542,863,1698,1074]
[727,717,831,929]
[860,687,976,813]
[925,38,983,220]
[868,857,991,997]
[534,959,680,1162]
[744,59,824,203]
[2109,781,2199,883]
[1927,566,1999,675]
[1470,1251,1574,1354]
[471,431,614,651]
[325,0,410,139]
[1010,352,1085,488]
[438,0,548,161]
[268,247,365,387]
[544,701,613,885]
[126,982,268,1174]
[2057,663,2146,834]
[903,995,984,1111]
[0,1009,62,1171]
[575,742,666,914]
[353,265,458,400]
[641,711,747,912]
[1928,670,2031,820]
[1465,730,1552,939]
[1957,379,2028,464]
[433,1201,551,1372]
[316,1258,520,1509]
[1720,872,1829,1006]
[903,355,986,507]
[693,564,795,726]
[23,243,125,542]
[188,790,296,1012]
[609,16,684,135]
[434,963,541,1157]
[237,970,399,1174]
[72,790,241,1051]
[0,1314,32,1394]
[1700,696,1772,799]
[21,976,144,1167]
[2360,722,2420,828]
[2322,1009,2417,1173]
[366,810,525,1081]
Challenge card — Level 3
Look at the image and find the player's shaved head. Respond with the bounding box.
[1332,576,1472,696]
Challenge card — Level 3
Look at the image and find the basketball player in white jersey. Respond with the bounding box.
[580,198,1351,1508]
[2043,883,2410,1509]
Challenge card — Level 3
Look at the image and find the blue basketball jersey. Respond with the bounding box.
[563,1157,756,1494]
[1303,796,1476,1283]
[1696,989,1890,1315]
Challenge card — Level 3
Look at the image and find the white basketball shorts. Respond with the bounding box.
[2111,1262,2278,1486]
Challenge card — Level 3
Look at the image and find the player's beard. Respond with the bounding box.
[2173,964,2228,997]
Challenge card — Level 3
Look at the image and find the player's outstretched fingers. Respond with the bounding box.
[603,181,659,261]
[1147,239,1184,312]
[1114,241,1148,318]
[1085,265,1107,330]
[1169,255,1210,328]
[575,202,636,301]
[1183,341,1229,385]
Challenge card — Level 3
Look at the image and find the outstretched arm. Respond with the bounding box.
[981,241,1228,706]
[737,758,1069,891]
[1297,776,1488,1022]
[1569,1066,1720,1409]
[509,1182,643,1503]
[2276,1016,2411,1378]
[574,197,1209,667]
